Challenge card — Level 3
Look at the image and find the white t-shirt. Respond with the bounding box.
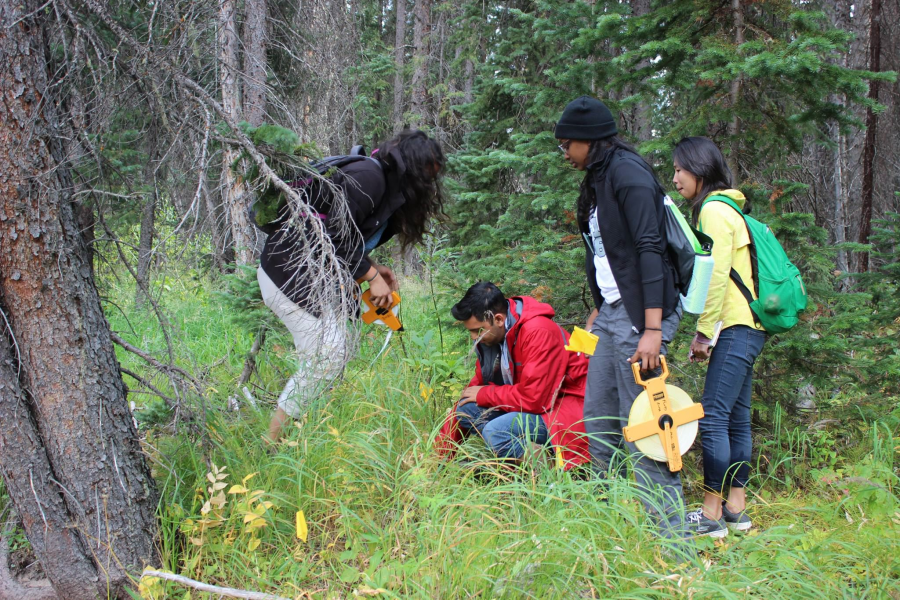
[588,207,621,303]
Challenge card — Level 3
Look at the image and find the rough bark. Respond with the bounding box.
[726,0,744,184]
[464,56,474,104]
[409,0,431,126]
[393,0,407,129]
[832,123,850,277]
[243,0,268,127]
[626,0,652,142]
[0,2,160,598]
[859,0,883,272]
[874,0,900,223]
[203,179,231,271]
[220,0,257,266]
[136,121,158,308]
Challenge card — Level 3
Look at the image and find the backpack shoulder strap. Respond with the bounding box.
[701,195,760,322]
[701,194,744,218]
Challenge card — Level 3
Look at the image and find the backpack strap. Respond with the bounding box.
[701,195,762,326]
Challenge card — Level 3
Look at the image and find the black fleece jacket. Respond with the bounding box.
[260,150,407,309]
[580,148,679,331]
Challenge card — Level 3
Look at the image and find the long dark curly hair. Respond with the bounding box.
[576,135,658,224]
[375,130,446,249]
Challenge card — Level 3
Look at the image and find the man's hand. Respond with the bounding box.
[585,308,599,331]
[458,386,484,406]
[627,329,662,371]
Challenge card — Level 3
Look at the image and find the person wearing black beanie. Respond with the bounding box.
[556,96,688,540]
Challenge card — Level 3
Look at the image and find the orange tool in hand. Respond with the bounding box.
[622,356,704,472]
[360,289,403,331]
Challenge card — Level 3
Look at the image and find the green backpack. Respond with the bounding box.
[703,195,808,334]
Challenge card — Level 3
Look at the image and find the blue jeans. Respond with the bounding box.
[699,325,766,493]
[454,402,549,460]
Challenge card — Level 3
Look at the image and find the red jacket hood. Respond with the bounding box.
[506,296,555,337]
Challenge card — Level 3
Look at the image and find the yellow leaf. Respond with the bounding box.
[243,512,258,524]
[189,537,203,546]
[200,500,212,515]
[242,472,257,484]
[248,537,261,551]
[296,510,308,542]
[228,485,249,495]
[245,518,266,533]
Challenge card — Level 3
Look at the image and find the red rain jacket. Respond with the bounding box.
[435,296,589,469]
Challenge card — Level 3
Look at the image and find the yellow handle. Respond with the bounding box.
[631,354,669,387]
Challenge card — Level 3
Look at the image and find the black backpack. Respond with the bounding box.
[249,145,377,235]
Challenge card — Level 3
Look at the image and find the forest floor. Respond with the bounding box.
[6,275,899,599]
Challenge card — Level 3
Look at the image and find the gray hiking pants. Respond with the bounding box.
[584,299,686,537]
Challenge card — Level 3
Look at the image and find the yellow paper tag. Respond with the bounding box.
[564,326,599,356]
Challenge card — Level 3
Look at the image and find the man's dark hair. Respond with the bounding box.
[451,282,508,322]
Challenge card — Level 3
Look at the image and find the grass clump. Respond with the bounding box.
[60,276,900,597]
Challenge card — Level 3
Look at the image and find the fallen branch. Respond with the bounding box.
[110,332,204,393]
[239,327,267,385]
[141,570,290,600]
[120,367,177,407]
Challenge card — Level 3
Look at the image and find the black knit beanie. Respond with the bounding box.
[554,95,618,140]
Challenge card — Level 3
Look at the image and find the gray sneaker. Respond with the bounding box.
[721,503,752,531]
[687,508,728,538]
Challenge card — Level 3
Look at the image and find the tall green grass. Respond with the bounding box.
[100,276,900,598]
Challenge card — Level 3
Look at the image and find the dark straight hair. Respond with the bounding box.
[672,136,744,226]
[577,135,661,223]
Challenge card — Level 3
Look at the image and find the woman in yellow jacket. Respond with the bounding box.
[673,137,766,538]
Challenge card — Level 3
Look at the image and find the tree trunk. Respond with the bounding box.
[464,56,474,104]
[832,122,850,277]
[203,179,231,272]
[626,0,652,142]
[393,0,407,130]
[727,0,744,184]
[858,0,883,273]
[220,0,257,266]
[243,0,268,127]
[0,3,160,598]
[410,0,431,127]
[136,122,158,308]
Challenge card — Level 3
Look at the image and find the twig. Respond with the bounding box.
[238,326,267,385]
[141,570,290,600]
[119,367,177,407]
[110,332,203,393]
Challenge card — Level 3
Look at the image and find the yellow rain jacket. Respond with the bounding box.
[697,190,766,339]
